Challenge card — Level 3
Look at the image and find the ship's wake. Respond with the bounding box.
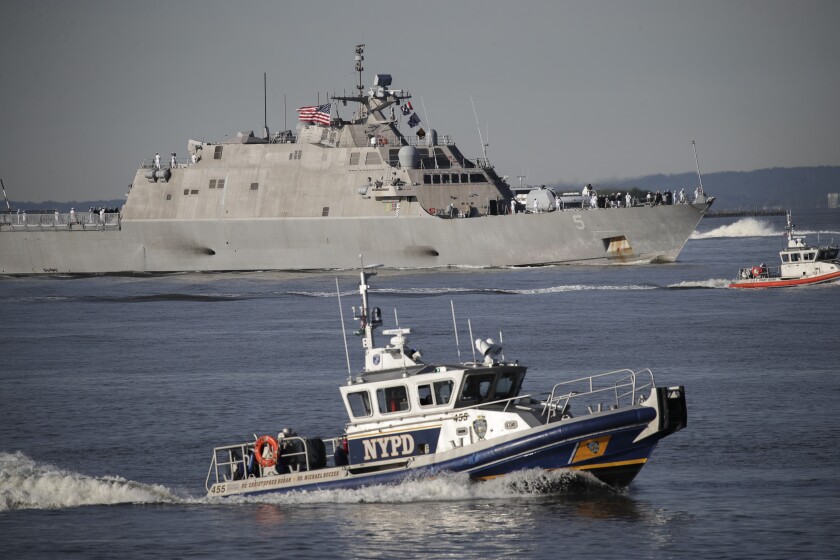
[692,218,780,239]
[293,284,658,298]
[667,279,732,289]
[0,451,189,512]
[227,469,614,506]
[1,451,612,511]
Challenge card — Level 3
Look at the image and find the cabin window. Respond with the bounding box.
[214,146,223,159]
[350,152,360,165]
[456,371,523,407]
[791,253,800,262]
[417,380,454,407]
[818,248,838,260]
[435,380,454,404]
[217,179,225,189]
[451,174,460,184]
[494,372,521,400]
[458,373,496,405]
[441,174,450,184]
[377,386,410,414]
[190,189,199,195]
[782,254,789,263]
[209,179,216,189]
[806,252,815,261]
[469,173,488,183]
[461,174,469,183]
[424,174,432,185]
[322,207,329,216]
[165,194,172,200]
[250,183,259,191]
[418,385,433,406]
[347,391,372,418]
[432,175,441,185]
[183,189,189,195]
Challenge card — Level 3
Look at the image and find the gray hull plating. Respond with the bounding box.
[0,203,708,274]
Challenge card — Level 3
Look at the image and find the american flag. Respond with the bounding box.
[297,104,331,126]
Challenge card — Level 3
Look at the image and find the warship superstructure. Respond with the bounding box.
[0,45,713,275]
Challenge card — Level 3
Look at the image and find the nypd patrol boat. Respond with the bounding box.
[0,44,713,275]
[205,266,688,497]
[730,211,840,289]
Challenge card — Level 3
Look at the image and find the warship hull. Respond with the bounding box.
[0,202,709,274]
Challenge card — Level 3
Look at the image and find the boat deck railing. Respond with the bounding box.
[0,211,120,232]
[736,266,781,280]
[206,435,339,491]
[541,368,656,420]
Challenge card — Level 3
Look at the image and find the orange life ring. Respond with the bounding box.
[429,207,436,214]
[751,266,762,277]
[254,435,279,467]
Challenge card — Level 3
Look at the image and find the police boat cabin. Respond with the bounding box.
[206,267,688,497]
[730,210,840,289]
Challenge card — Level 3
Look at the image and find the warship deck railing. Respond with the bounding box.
[0,211,120,231]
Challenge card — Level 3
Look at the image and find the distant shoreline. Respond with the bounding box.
[705,208,787,218]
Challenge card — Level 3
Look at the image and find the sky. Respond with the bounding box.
[1,0,838,202]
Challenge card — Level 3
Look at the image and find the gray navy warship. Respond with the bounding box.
[0,45,713,275]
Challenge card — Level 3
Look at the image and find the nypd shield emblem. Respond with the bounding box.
[473,416,488,439]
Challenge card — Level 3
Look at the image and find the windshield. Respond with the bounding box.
[455,370,524,407]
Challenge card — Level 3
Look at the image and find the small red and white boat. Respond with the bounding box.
[730,211,840,289]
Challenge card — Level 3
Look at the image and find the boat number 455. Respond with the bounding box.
[573,215,585,230]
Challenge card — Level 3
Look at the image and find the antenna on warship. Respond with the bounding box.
[1,178,11,211]
[263,72,270,140]
[691,140,704,197]
[355,44,365,121]
[470,96,488,161]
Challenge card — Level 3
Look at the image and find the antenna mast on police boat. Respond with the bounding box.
[335,277,352,383]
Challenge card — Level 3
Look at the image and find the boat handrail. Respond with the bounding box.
[206,435,340,491]
[206,442,253,491]
[736,265,781,280]
[542,368,656,419]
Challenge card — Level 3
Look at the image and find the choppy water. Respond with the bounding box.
[2,209,839,559]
